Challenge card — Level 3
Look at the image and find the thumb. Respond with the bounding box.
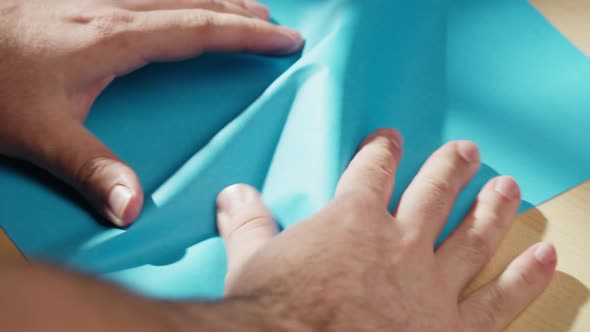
[216,184,277,290]
[19,118,143,227]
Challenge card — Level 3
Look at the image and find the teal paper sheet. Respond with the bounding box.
[0,0,589,299]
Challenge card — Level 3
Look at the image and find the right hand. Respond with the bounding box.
[216,128,557,332]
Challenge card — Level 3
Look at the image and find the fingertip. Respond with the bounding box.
[492,176,521,201]
[275,27,304,54]
[22,122,144,228]
[216,184,276,239]
[335,128,403,206]
[105,173,144,227]
[122,187,144,225]
[215,183,276,278]
[359,128,404,152]
[217,184,260,211]
[455,140,480,164]
[533,242,558,268]
[81,159,144,228]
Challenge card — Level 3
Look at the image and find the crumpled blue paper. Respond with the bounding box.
[0,0,589,299]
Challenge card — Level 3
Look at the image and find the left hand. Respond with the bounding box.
[0,0,303,226]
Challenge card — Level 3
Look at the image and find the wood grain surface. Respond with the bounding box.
[532,0,590,56]
[467,181,590,332]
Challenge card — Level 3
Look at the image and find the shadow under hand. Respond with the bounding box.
[464,207,588,332]
[0,50,300,262]
[509,271,589,332]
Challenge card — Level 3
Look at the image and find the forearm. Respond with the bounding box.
[0,263,303,332]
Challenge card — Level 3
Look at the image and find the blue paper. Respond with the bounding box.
[0,0,589,299]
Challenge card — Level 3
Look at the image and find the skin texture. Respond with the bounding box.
[0,129,557,332]
[0,1,556,331]
[0,0,303,226]
[216,130,557,332]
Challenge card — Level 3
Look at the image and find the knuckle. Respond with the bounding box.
[398,230,423,251]
[335,195,379,224]
[474,200,501,220]
[239,18,264,37]
[473,286,505,327]
[75,157,111,189]
[204,0,228,10]
[74,10,135,41]
[235,0,248,8]
[458,229,491,268]
[221,0,245,8]
[348,196,375,214]
[472,302,498,329]
[189,11,218,31]
[512,267,537,288]
[473,203,506,230]
[225,215,273,240]
[421,175,453,196]
[486,285,506,317]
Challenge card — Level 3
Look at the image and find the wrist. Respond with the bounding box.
[158,295,313,332]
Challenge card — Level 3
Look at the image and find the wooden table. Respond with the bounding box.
[2,182,589,331]
[0,227,24,263]
[502,2,590,330]
[3,186,588,332]
[533,0,590,57]
[464,180,590,332]
[1,1,589,331]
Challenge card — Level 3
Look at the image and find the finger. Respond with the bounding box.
[217,184,278,285]
[15,118,143,227]
[335,128,403,208]
[436,176,521,295]
[461,242,557,332]
[117,9,302,64]
[395,141,480,242]
[116,0,267,20]
[228,0,270,19]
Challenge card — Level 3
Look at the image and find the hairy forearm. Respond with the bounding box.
[0,263,304,332]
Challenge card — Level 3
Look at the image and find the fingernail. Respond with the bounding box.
[245,1,270,20]
[494,176,520,200]
[360,128,403,151]
[108,185,133,227]
[276,28,304,54]
[457,141,479,163]
[388,129,403,150]
[534,242,557,266]
[217,185,259,215]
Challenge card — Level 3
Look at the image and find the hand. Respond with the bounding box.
[0,0,303,226]
[216,128,557,332]
[0,128,557,332]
